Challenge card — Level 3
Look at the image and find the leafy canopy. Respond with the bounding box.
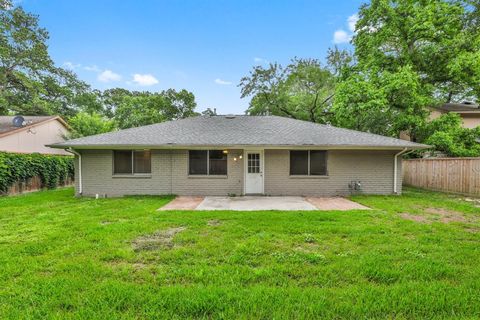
[67,112,117,139]
[239,58,335,123]
[418,113,480,157]
[334,0,480,139]
[0,1,89,117]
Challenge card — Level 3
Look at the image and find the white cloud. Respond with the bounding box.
[254,57,268,64]
[347,13,359,32]
[98,70,122,82]
[132,74,159,86]
[84,65,101,72]
[333,30,350,44]
[332,13,359,44]
[214,78,232,85]
[63,61,81,70]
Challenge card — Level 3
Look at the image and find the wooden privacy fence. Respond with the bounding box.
[6,176,74,196]
[403,158,480,196]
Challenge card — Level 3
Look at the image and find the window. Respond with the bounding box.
[113,150,132,174]
[134,150,152,174]
[189,150,227,175]
[247,153,260,173]
[290,151,308,175]
[290,150,327,176]
[113,150,151,175]
[209,150,228,175]
[309,150,327,175]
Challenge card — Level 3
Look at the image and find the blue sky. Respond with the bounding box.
[22,0,363,114]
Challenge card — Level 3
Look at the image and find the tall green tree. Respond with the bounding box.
[240,58,336,123]
[112,89,197,129]
[0,1,89,117]
[334,0,480,139]
[67,112,117,139]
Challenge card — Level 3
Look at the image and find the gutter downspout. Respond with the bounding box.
[393,148,409,194]
[66,148,82,195]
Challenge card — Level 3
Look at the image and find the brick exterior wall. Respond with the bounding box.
[75,149,243,197]
[264,150,402,196]
[74,149,402,197]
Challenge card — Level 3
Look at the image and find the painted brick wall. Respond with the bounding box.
[74,148,402,197]
[76,149,243,197]
[264,150,402,196]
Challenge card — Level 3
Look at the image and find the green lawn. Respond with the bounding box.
[0,188,479,319]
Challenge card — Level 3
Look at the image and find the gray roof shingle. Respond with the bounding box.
[50,115,428,149]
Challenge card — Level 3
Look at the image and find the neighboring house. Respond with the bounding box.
[400,102,480,142]
[0,116,70,155]
[49,115,427,197]
[429,102,480,129]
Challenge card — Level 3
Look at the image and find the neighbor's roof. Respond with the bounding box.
[50,115,428,150]
[433,102,480,113]
[0,116,68,138]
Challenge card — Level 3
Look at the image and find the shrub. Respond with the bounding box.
[0,152,74,194]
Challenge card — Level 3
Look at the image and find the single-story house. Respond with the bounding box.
[0,116,70,155]
[49,115,428,197]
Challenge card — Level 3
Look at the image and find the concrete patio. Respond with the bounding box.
[159,196,370,211]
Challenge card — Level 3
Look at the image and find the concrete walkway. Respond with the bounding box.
[159,196,369,211]
[196,196,317,211]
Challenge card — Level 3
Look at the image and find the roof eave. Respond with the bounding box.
[48,143,430,150]
[0,116,69,139]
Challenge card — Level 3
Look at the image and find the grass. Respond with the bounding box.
[0,187,479,319]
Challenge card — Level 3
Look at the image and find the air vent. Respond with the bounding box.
[225,115,236,119]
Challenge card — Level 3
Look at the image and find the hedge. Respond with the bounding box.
[0,152,74,194]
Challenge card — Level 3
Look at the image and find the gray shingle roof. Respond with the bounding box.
[50,115,428,149]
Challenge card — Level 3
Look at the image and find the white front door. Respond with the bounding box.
[245,150,264,194]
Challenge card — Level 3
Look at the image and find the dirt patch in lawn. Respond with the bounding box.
[132,227,186,251]
[400,213,429,223]
[207,219,222,226]
[424,207,467,223]
[462,197,480,208]
[464,227,480,234]
[101,218,128,225]
[400,207,470,224]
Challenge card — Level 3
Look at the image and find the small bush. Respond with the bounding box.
[0,152,74,194]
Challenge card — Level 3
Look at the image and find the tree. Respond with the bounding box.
[417,113,480,157]
[239,58,336,123]
[0,2,89,117]
[67,112,116,139]
[112,89,197,129]
[333,0,480,140]
[333,65,431,137]
[354,0,480,103]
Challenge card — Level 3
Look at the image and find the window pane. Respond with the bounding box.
[209,150,227,175]
[310,151,327,175]
[248,153,260,173]
[290,150,308,175]
[113,150,132,174]
[134,150,151,174]
[189,150,208,175]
